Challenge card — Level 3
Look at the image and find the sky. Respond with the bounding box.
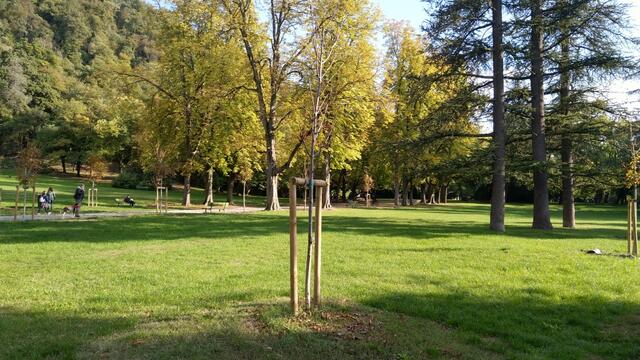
[374,0,640,112]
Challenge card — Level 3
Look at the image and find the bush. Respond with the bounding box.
[112,171,147,189]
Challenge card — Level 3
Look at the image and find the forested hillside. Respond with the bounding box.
[0,0,158,171]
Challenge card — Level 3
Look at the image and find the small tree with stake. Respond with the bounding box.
[86,155,107,207]
[626,148,640,258]
[15,144,41,221]
[362,173,374,207]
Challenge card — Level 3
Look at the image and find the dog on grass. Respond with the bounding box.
[60,205,79,218]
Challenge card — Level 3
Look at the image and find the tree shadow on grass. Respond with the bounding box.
[0,209,627,244]
[363,290,640,359]
[0,301,500,360]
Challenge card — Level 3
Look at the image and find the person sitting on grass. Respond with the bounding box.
[123,194,136,207]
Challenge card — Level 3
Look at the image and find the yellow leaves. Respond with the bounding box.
[626,152,640,187]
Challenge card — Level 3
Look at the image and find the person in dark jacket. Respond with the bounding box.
[123,194,136,207]
[73,184,85,218]
[46,187,55,210]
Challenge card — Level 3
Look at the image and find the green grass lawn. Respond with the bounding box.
[1,203,639,359]
[0,169,267,215]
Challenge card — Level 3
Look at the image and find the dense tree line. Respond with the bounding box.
[0,0,638,231]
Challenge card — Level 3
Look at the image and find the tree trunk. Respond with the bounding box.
[530,0,553,230]
[61,156,67,174]
[339,169,347,202]
[242,181,246,210]
[227,173,236,205]
[559,15,575,228]
[420,183,427,204]
[409,182,414,206]
[401,177,409,206]
[265,132,280,210]
[393,178,401,206]
[440,186,448,204]
[75,160,81,176]
[182,172,191,206]
[204,167,214,205]
[490,0,506,232]
[323,156,331,208]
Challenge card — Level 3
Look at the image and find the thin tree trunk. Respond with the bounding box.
[227,173,236,205]
[265,132,280,210]
[420,183,427,204]
[530,0,552,230]
[559,16,575,228]
[393,177,401,206]
[204,167,214,205]
[242,181,246,210]
[61,156,67,174]
[339,169,347,202]
[75,160,81,176]
[182,172,191,206]
[490,0,506,232]
[409,182,414,206]
[443,185,449,204]
[560,129,575,229]
[402,176,409,206]
[323,155,331,208]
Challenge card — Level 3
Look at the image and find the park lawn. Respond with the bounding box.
[1,203,639,359]
[0,169,268,215]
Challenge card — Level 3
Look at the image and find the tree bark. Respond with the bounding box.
[227,173,236,205]
[490,0,506,232]
[401,176,409,206]
[560,124,575,230]
[61,156,67,174]
[559,15,575,228]
[530,0,553,230]
[409,182,414,206]
[204,167,214,205]
[420,183,427,204]
[323,155,331,208]
[339,169,347,202]
[393,177,401,206]
[265,129,280,210]
[75,160,81,176]
[182,172,191,206]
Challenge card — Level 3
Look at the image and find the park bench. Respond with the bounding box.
[115,198,135,207]
[204,202,229,213]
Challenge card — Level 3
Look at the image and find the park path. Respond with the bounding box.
[0,206,265,222]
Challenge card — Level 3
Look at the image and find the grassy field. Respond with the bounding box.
[0,169,267,215]
[1,202,639,359]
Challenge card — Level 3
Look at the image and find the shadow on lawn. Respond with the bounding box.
[3,292,640,359]
[0,209,627,244]
[364,290,640,359]
[0,302,489,360]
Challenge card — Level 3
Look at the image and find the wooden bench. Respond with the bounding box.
[115,198,135,207]
[204,202,229,213]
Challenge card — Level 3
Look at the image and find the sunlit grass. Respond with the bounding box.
[1,203,639,359]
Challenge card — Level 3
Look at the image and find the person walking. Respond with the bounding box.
[73,184,85,218]
[46,187,55,211]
